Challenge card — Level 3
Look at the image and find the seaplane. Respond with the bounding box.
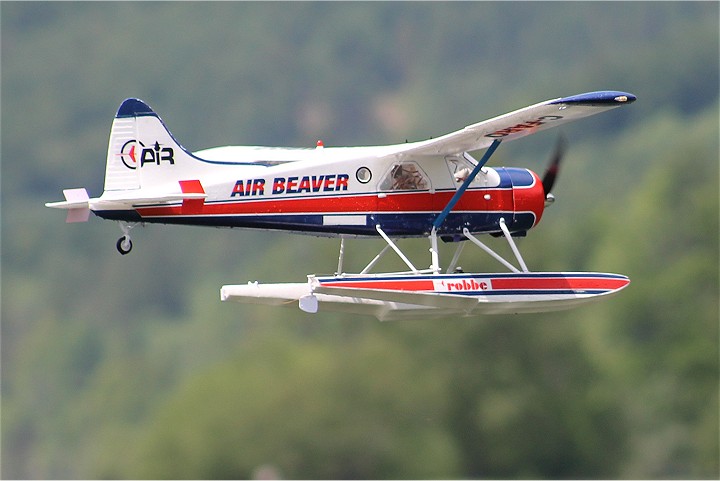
[47,90,636,320]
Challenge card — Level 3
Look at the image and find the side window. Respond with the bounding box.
[445,155,502,188]
[379,161,429,191]
[445,156,476,183]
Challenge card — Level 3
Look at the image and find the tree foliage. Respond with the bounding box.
[2,2,718,479]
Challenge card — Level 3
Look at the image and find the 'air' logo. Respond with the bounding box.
[119,140,175,169]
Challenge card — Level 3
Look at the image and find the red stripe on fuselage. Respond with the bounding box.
[136,188,516,217]
[179,179,205,215]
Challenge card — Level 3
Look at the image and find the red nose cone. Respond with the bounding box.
[513,170,546,228]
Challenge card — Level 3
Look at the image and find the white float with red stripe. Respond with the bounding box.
[221,272,629,321]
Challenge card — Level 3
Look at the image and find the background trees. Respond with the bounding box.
[2,2,718,478]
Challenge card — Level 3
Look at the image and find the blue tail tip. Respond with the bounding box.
[116,98,155,118]
[552,91,637,106]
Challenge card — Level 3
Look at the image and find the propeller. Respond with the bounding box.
[541,135,567,206]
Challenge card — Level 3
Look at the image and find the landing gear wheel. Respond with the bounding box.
[116,236,133,255]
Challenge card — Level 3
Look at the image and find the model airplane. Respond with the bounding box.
[47,90,636,320]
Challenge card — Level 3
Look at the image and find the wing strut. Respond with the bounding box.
[432,139,502,229]
[336,237,346,275]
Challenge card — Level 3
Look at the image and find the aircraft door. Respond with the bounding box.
[376,160,432,234]
[442,156,502,233]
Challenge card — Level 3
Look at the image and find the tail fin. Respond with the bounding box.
[47,99,205,221]
[103,98,197,192]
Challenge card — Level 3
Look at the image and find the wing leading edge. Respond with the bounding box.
[396,90,636,156]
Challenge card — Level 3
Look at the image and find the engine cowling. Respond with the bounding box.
[506,167,546,232]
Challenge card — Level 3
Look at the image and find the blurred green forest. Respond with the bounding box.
[2,2,718,479]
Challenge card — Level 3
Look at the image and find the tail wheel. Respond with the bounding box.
[116,236,133,255]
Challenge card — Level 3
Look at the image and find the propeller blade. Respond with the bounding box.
[542,135,567,196]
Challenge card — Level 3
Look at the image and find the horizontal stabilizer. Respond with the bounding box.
[45,188,91,223]
[102,191,207,207]
[45,188,89,209]
[98,179,206,207]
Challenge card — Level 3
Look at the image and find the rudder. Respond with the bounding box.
[103,98,195,192]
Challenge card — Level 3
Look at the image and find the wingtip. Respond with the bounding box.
[552,91,637,106]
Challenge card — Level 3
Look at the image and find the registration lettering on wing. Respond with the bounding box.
[485,115,563,138]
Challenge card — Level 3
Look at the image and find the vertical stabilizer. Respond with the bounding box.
[103,109,141,191]
[102,98,197,193]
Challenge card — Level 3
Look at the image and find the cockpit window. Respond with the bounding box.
[379,162,429,191]
[445,155,501,188]
[445,156,476,183]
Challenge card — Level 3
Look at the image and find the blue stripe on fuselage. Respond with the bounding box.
[94,210,536,237]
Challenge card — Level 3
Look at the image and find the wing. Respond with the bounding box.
[396,91,636,156]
